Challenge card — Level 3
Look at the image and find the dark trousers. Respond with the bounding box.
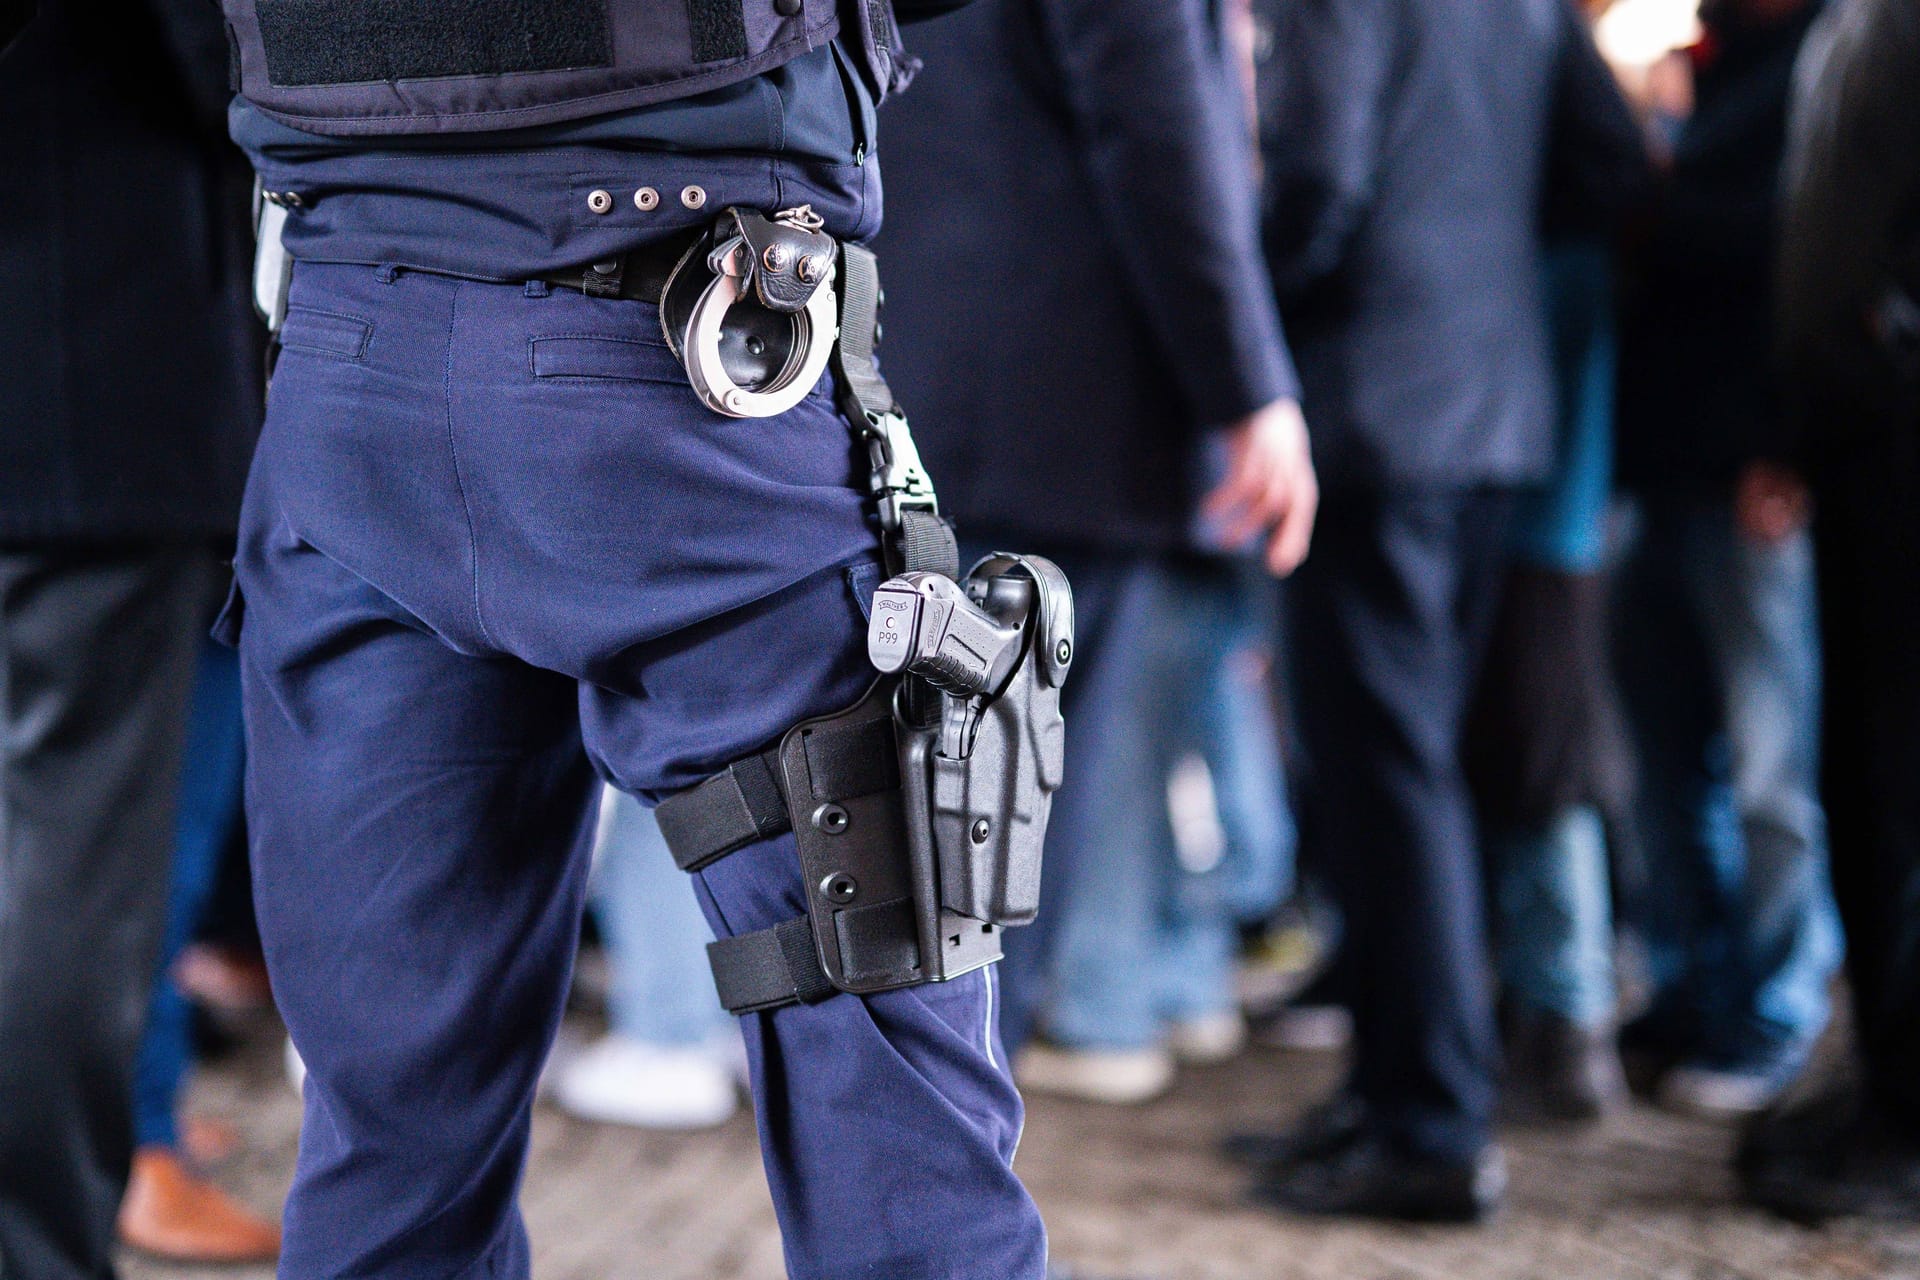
[240,263,1043,1280]
[1287,487,1513,1160]
[0,547,213,1280]
[1811,425,1920,1139]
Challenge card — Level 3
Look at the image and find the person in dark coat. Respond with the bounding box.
[1745,0,1920,1222]
[1228,0,1612,1223]
[874,0,1315,1105]
[0,2,265,1276]
[1610,0,1842,1124]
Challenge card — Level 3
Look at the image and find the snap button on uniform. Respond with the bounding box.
[586,189,614,214]
[681,185,707,210]
[774,0,803,14]
[634,186,660,211]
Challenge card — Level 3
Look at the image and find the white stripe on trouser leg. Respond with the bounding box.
[984,963,998,1070]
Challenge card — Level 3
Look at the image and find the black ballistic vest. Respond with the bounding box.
[223,0,914,136]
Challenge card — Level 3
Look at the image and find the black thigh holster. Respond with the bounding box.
[655,554,1071,1015]
[650,222,1072,1014]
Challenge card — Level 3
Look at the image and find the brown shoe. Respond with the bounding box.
[117,1147,281,1263]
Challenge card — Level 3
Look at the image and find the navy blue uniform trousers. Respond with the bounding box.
[228,263,1045,1279]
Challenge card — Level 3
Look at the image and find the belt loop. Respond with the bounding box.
[582,257,625,299]
[523,279,552,299]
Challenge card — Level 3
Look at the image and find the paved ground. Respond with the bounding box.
[124,1010,1920,1280]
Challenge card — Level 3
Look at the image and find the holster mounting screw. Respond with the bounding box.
[812,803,850,835]
[822,873,858,903]
[1056,639,1072,665]
[970,818,992,844]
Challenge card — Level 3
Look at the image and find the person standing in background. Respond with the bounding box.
[874,0,1316,1106]
[0,1,265,1275]
[1611,0,1842,1123]
[1749,0,1920,1221]
[119,638,282,1263]
[1467,15,1651,1124]
[1232,0,1619,1222]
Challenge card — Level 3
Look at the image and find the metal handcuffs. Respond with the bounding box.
[661,206,840,419]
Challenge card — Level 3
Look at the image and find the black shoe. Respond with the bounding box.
[1738,1089,1920,1224]
[1250,1132,1506,1224]
[1221,1093,1368,1169]
[1736,1081,1861,1172]
[1503,1005,1626,1124]
[1616,1005,1697,1095]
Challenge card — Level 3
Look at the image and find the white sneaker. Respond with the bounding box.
[1169,1010,1247,1065]
[552,1035,739,1130]
[1658,1063,1793,1121]
[1255,1004,1354,1052]
[1014,1042,1174,1105]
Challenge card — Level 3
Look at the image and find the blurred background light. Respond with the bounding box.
[1596,0,1703,66]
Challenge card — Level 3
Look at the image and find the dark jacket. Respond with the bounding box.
[1615,0,1825,495]
[872,0,1298,552]
[0,0,262,544]
[1255,0,1583,489]
[1777,0,1920,451]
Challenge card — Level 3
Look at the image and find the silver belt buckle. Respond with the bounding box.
[681,234,838,419]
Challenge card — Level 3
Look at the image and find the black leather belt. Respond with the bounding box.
[537,230,701,303]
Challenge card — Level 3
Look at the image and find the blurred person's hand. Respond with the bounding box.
[1736,460,1812,544]
[1203,397,1319,576]
[1644,47,1695,121]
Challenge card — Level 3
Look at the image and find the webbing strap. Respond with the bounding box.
[833,244,898,421]
[900,508,958,578]
[707,916,838,1014]
[656,748,788,873]
[831,245,958,579]
[655,714,897,873]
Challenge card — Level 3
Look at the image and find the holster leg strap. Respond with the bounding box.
[707,916,839,1014]
[657,747,789,873]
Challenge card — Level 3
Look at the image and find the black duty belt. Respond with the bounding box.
[536,229,701,303]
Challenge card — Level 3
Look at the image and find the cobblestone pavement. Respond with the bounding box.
[123,1012,1920,1280]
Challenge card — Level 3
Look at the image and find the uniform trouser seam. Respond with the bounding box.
[441,280,496,648]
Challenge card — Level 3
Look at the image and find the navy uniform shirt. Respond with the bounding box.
[234,43,880,279]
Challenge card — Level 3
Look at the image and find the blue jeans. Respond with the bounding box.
[132,637,247,1150]
[1616,499,1842,1060]
[235,263,1042,1280]
[591,789,731,1048]
[1492,806,1615,1028]
[999,552,1291,1052]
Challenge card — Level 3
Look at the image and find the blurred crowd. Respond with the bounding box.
[4,0,1920,1273]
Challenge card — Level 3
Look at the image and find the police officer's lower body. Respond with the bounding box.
[233,262,1046,1279]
